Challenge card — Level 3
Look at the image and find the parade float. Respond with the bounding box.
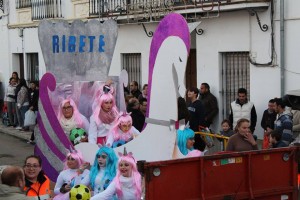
[36,13,299,199]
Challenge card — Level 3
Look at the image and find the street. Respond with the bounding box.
[0,132,34,167]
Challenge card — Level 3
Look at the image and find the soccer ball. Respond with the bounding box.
[69,128,87,145]
[69,184,91,200]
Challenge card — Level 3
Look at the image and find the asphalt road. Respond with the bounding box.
[0,133,34,167]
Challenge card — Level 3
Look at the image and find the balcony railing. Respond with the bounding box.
[89,0,270,22]
[16,0,32,9]
[16,0,63,20]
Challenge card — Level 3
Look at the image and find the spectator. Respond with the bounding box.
[23,155,51,199]
[129,81,142,99]
[273,98,293,145]
[229,88,257,134]
[226,118,258,152]
[26,81,39,141]
[139,98,147,117]
[187,87,206,151]
[261,99,277,149]
[16,79,29,130]
[199,83,219,127]
[4,77,17,127]
[177,97,190,125]
[127,97,145,132]
[138,84,148,101]
[220,119,234,137]
[291,110,300,141]
[269,129,288,148]
[0,166,29,200]
[11,72,20,84]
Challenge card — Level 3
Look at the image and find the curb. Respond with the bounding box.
[0,123,32,142]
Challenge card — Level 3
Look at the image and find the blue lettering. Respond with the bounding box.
[62,35,66,52]
[98,35,105,52]
[52,35,59,53]
[79,35,86,52]
[68,36,76,52]
[88,36,95,52]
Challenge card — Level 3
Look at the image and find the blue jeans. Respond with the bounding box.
[19,105,29,127]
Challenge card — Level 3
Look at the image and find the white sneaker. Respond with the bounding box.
[15,126,22,130]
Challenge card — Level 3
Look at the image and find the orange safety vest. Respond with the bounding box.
[24,173,51,200]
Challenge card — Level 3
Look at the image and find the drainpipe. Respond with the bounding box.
[280,0,285,97]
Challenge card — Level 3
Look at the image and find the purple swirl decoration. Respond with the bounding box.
[35,72,73,181]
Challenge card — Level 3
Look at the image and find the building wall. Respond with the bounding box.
[1,0,300,139]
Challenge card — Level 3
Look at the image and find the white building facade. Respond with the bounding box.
[0,0,299,138]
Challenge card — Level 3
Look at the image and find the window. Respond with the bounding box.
[221,52,250,119]
[122,53,141,89]
[27,53,39,81]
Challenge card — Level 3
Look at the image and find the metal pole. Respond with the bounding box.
[280,0,285,97]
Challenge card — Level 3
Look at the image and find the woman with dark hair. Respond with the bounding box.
[23,155,51,199]
[226,118,258,152]
[12,72,20,83]
[15,79,29,130]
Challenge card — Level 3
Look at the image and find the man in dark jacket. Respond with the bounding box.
[199,83,219,127]
[187,87,206,151]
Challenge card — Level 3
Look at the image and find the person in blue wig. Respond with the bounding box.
[81,145,118,196]
[177,127,203,157]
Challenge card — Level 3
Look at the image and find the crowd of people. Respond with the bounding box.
[2,76,300,199]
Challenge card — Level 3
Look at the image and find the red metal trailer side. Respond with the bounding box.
[143,147,299,200]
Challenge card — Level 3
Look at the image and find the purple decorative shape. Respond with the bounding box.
[39,73,73,149]
[147,13,190,119]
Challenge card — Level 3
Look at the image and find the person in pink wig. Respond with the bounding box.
[53,149,90,200]
[57,98,89,136]
[89,85,119,144]
[106,112,140,148]
[91,148,142,200]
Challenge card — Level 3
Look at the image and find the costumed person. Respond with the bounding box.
[106,112,140,148]
[81,146,118,196]
[23,155,51,200]
[57,98,89,140]
[89,85,119,144]
[53,149,90,200]
[177,127,203,157]
[91,148,142,200]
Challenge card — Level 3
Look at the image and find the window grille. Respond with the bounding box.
[27,53,39,81]
[122,53,142,90]
[221,52,250,119]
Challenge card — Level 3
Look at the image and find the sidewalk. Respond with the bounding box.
[0,122,32,142]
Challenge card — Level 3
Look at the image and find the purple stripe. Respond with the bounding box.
[147,13,190,119]
[37,113,65,160]
[34,146,59,182]
[39,73,72,148]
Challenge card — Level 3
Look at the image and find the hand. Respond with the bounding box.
[244,132,256,146]
[105,79,113,86]
[64,184,71,192]
[30,106,34,110]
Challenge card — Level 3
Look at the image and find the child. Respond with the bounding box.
[91,149,142,200]
[81,145,118,196]
[106,112,140,148]
[53,149,90,200]
[220,119,234,137]
[269,129,288,148]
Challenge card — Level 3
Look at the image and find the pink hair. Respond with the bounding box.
[110,113,133,142]
[63,150,84,170]
[57,98,83,128]
[115,154,141,199]
[93,93,119,125]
